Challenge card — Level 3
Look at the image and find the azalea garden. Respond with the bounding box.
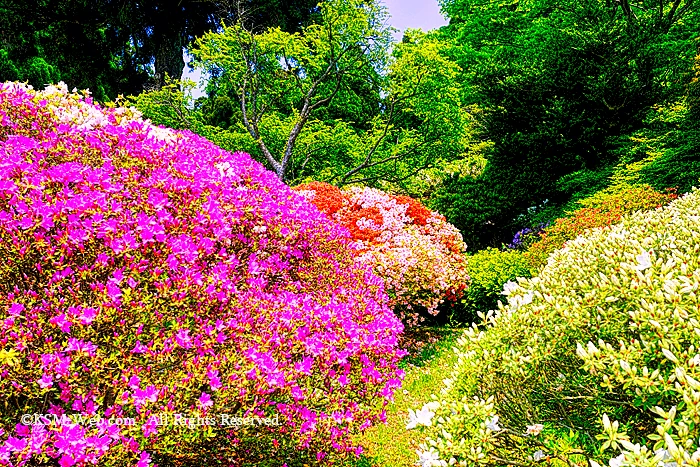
[1,0,700,466]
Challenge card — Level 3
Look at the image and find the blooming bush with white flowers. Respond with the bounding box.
[0,82,405,466]
[293,182,470,325]
[412,188,700,467]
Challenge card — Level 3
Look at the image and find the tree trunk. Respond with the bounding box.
[153,32,185,89]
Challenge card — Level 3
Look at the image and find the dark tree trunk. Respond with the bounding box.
[153,32,185,89]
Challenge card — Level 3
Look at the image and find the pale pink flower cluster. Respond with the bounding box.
[347,187,469,323]
[296,184,470,325]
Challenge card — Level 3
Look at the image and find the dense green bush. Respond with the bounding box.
[640,137,700,195]
[638,54,700,195]
[412,188,700,467]
[460,248,530,322]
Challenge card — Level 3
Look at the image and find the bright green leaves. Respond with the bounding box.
[0,348,19,367]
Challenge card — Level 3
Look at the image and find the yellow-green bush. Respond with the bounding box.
[413,189,700,467]
[460,248,530,322]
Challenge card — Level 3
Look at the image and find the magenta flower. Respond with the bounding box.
[49,314,72,333]
[294,357,314,375]
[131,341,147,354]
[133,386,158,408]
[198,392,213,409]
[128,375,141,389]
[207,370,222,391]
[65,338,97,356]
[38,374,53,389]
[136,451,151,467]
[5,437,27,453]
[8,303,24,316]
[175,329,192,349]
[59,454,76,467]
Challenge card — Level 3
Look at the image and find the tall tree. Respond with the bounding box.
[0,0,150,99]
[190,3,475,187]
[192,0,393,181]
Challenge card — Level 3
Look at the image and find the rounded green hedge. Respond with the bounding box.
[460,248,530,322]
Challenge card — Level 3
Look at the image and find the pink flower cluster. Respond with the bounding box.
[294,183,470,325]
[0,83,405,466]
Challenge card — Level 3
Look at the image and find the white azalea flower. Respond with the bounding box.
[416,448,445,467]
[486,415,501,432]
[407,405,435,429]
[508,291,534,309]
[609,454,625,467]
[502,280,518,295]
[533,450,546,461]
[635,250,652,271]
[424,401,440,411]
[654,449,677,467]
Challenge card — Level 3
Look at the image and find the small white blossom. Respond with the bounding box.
[424,401,440,411]
[509,291,534,309]
[407,405,435,429]
[533,450,546,461]
[609,454,625,467]
[502,280,518,295]
[654,449,677,467]
[486,415,501,432]
[416,448,446,467]
[635,250,652,271]
[526,423,544,436]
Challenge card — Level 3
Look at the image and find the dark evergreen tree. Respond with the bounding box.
[0,0,319,98]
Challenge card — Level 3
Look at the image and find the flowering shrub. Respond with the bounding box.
[524,184,677,270]
[0,82,405,466]
[411,188,700,467]
[293,182,469,325]
[505,223,548,250]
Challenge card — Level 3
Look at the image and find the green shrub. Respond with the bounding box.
[460,248,530,321]
[639,55,700,195]
[640,133,700,195]
[412,188,700,467]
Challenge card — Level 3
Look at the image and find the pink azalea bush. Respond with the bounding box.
[0,82,405,466]
[294,182,470,325]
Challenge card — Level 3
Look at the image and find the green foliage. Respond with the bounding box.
[128,80,262,159]
[192,0,393,181]
[461,248,531,321]
[431,175,511,250]
[414,188,700,467]
[127,80,201,131]
[639,55,700,194]
[0,0,321,99]
[0,50,19,81]
[192,8,478,187]
[641,139,700,194]
[0,0,150,99]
